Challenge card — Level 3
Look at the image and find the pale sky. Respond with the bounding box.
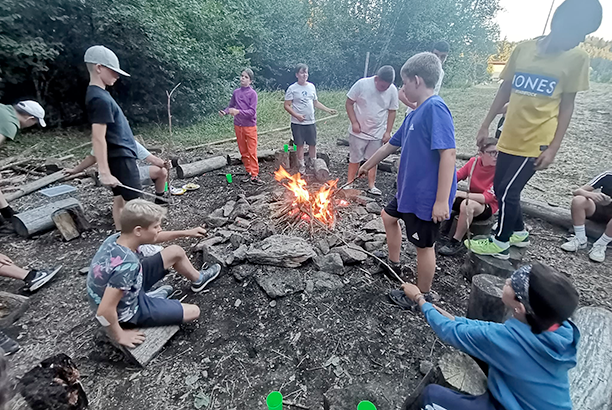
[496,0,612,42]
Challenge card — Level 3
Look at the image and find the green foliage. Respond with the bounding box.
[1,0,501,127]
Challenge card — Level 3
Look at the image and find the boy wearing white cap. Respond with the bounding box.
[0,100,46,221]
[84,45,141,230]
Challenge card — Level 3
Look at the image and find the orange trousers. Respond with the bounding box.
[234,125,259,177]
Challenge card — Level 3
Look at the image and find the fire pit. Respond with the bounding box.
[272,166,349,233]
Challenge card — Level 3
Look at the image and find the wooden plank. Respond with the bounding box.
[0,291,30,327]
[52,210,80,241]
[12,198,82,238]
[5,170,67,202]
[569,307,612,410]
[122,325,180,367]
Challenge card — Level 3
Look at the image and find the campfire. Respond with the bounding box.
[272,166,348,232]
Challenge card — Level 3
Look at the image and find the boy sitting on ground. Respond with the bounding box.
[87,199,220,347]
[560,170,612,262]
[439,138,498,256]
[359,52,456,307]
[66,141,170,205]
[402,263,580,410]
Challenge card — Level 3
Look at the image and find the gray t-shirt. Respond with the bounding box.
[285,82,318,125]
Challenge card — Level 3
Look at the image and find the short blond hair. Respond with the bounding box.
[120,199,166,233]
[400,52,442,89]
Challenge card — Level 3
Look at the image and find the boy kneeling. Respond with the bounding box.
[87,199,220,347]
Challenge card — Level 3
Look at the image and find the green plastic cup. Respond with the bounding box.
[226,173,233,183]
[283,144,289,152]
[293,144,297,151]
[164,181,168,192]
[357,401,376,410]
[266,391,283,410]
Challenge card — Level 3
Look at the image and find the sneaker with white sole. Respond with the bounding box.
[464,237,510,260]
[589,244,606,263]
[509,231,530,248]
[0,331,20,355]
[24,266,61,292]
[368,186,382,196]
[191,263,221,292]
[561,236,587,252]
[146,285,174,299]
[298,161,306,175]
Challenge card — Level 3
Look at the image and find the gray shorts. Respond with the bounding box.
[138,165,153,186]
[349,134,383,163]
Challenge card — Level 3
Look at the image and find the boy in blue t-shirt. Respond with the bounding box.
[358,52,457,306]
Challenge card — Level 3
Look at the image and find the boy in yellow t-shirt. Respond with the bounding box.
[466,0,602,259]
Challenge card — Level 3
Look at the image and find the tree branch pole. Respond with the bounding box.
[166,82,182,139]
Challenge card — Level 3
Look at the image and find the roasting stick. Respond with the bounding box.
[116,183,170,203]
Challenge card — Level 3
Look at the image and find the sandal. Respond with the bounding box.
[241,175,252,183]
[250,176,264,185]
[388,289,417,310]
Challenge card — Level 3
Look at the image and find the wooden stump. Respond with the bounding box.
[470,216,495,236]
[13,198,83,238]
[569,307,612,410]
[467,274,512,323]
[274,150,290,170]
[304,152,330,167]
[289,151,298,170]
[176,156,227,178]
[461,252,515,282]
[0,291,29,327]
[438,352,488,395]
[313,158,331,182]
[52,205,90,241]
[401,366,443,410]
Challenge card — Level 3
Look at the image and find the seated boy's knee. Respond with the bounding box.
[164,244,185,260]
[159,167,168,178]
[571,195,589,207]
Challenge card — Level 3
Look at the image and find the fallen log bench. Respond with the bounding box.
[313,158,330,182]
[226,149,276,166]
[13,198,84,238]
[176,156,227,178]
[0,291,30,328]
[569,306,612,410]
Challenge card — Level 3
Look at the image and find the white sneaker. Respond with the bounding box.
[560,236,587,252]
[298,161,306,175]
[368,186,382,196]
[589,244,606,263]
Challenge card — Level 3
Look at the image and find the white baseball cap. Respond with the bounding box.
[16,101,46,127]
[84,45,130,77]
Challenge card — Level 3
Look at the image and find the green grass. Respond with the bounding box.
[2,87,498,159]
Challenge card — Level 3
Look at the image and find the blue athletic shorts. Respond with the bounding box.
[124,252,183,327]
[420,384,503,410]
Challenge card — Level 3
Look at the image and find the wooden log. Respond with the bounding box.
[176,156,227,178]
[304,152,330,167]
[12,198,83,238]
[438,352,488,395]
[467,274,512,323]
[461,252,515,282]
[0,291,30,328]
[569,307,612,410]
[0,175,27,187]
[313,158,330,182]
[289,150,298,170]
[226,149,276,166]
[274,151,290,170]
[5,170,67,202]
[52,211,80,241]
[123,325,180,367]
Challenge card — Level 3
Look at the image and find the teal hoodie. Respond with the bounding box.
[422,303,580,410]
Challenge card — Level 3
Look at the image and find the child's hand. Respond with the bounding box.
[357,165,369,178]
[534,148,557,171]
[382,131,391,143]
[588,192,609,204]
[432,200,449,223]
[100,172,120,188]
[186,227,206,238]
[228,108,240,116]
[0,253,13,266]
[476,126,489,147]
[351,121,361,135]
[294,114,306,122]
[328,109,338,115]
[218,110,226,117]
[117,329,146,348]
[400,283,422,301]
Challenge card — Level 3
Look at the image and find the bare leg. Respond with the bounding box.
[0,263,28,280]
[570,195,596,225]
[416,246,436,293]
[606,219,612,237]
[368,167,377,189]
[453,201,486,241]
[180,303,200,322]
[308,144,316,161]
[0,189,8,209]
[347,162,360,183]
[296,144,305,164]
[382,210,402,263]
[149,166,168,194]
[112,196,125,231]
[160,245,200,282]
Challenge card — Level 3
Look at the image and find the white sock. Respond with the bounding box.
[573,225,587,243]
[492,237,509,249]
[594,233,612,247]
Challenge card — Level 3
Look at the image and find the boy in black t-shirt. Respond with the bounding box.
[561,171,612,262]
[84,45,141,230]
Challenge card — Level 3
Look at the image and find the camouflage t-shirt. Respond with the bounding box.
[87,233,142,322]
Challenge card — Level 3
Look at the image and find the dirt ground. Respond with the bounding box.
[1,83,612,410]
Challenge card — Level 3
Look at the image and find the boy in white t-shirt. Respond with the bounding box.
[284,64,337,174]
[346,65,399,195]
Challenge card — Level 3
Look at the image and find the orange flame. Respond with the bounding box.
[274,166,339,226]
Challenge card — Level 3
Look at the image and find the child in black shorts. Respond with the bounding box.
[359,52,457,307]
[84,45,143,230]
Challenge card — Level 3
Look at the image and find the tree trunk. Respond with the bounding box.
[176,156,227,178]
[5,170,67,202]
[467,274,512,323]
[313,158,330,182]
[12,198,83,238]
[461,252,515,282]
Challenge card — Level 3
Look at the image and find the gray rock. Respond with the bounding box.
[365,202,382,214]
[373,233,387,242]
[234,217,251,229]
[79,266,89,275]
[206,244,230,267]
[354,206,368,217]
[354,233,374,246]
[251,201,270,215]
[420,360,434,375]
[231,264,257,281]
[229,232,244,249]
[355,195,375,205]
[205,216,229,228]
[255,268,305,299]
[210,208,224,218]
[250,221,274,240]
[247,235,316,268]
[246,193,268,203]
[216,230,233,242]
[230,199,253,219]
[222,201,236,218]
[331,245,367,264]
[363,218,385,233]
[227,244,248,266]
[305,280,315,293]
[317,238,330,255]
[364,241,384,252]
[313,253,344,274]
[195,236,224,253]
[312,271,344,290]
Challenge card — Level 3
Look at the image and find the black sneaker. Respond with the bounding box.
[438,240,464,256]
[250,176,264,186]
[24,266,62,292]
[0,331,20,355]
[191,263,221,292]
